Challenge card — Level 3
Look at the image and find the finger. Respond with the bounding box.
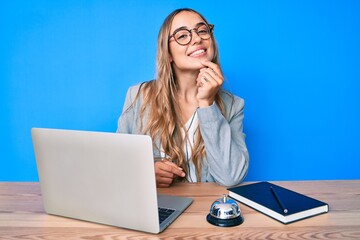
[196,76,209,90]
[156,175,173,185]
[156,177,172,188]
[202,75,210,83]
[199,72,220,88]
[155,166,176,179]
[201,68,223,86]
[157,183,171,188]
[201,72,214,83]
[156,170,175,179]
[196,74,205,87]
[162,160,183,170]
[155,162,174,178]
[201,60,222,78]
[167,166,186,178]
[158,161,185,178]
[201,60,220,73]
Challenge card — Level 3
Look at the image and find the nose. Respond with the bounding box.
[190,29,202,44]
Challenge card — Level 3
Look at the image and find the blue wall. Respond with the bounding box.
[1,1,359,181]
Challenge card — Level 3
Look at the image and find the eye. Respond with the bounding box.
[175,31,190,40]
[177,34,188,40]
[198,29,208,35]
[197,25,209,35]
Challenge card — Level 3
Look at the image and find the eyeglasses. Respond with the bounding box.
[168,23,214,46]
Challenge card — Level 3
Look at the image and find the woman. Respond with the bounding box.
[117,8,249,187]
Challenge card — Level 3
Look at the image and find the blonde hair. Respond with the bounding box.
[138,8,224,181]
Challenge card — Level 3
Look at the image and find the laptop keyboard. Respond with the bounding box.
[158,207,175,224]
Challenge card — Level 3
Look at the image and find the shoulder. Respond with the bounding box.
[125,80,154,101]
[126,82,145,97]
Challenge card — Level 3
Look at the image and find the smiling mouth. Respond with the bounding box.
[188,49,206,57]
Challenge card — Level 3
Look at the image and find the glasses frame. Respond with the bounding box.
[168,23,214,46]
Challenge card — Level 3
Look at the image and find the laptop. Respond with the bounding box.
[31,128,193,234]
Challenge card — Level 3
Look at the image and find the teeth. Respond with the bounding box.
[190,49,205,56]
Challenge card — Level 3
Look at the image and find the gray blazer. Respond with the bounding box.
[116,83,249,186]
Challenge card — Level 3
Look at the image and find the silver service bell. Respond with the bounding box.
[206,194,244,227]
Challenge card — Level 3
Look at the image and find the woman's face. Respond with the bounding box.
[168,11,214,74]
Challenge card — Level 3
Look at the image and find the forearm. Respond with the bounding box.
[197,101,249,186]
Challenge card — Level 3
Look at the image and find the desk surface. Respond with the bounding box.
[1,181,360,239]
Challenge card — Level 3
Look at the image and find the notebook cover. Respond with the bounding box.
[227,181,329,224]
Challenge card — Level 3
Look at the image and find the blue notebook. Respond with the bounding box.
[228,182,329,224]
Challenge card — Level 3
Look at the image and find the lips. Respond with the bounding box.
[188,48,207,57]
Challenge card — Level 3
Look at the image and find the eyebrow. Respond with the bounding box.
[171,22,207,33]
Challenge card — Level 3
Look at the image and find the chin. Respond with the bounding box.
[193,62,206,70]
[192,58,211,68]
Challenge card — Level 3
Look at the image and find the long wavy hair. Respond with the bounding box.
[138,8,225,181]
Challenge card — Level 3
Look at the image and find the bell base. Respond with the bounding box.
[206,214,244,227]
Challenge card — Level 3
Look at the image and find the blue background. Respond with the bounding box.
[1,0,359,181]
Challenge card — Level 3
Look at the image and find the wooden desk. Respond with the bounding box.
[1,181,359,239]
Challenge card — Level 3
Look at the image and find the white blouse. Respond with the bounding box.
[160,111,199,182]
[183,111,198,182]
